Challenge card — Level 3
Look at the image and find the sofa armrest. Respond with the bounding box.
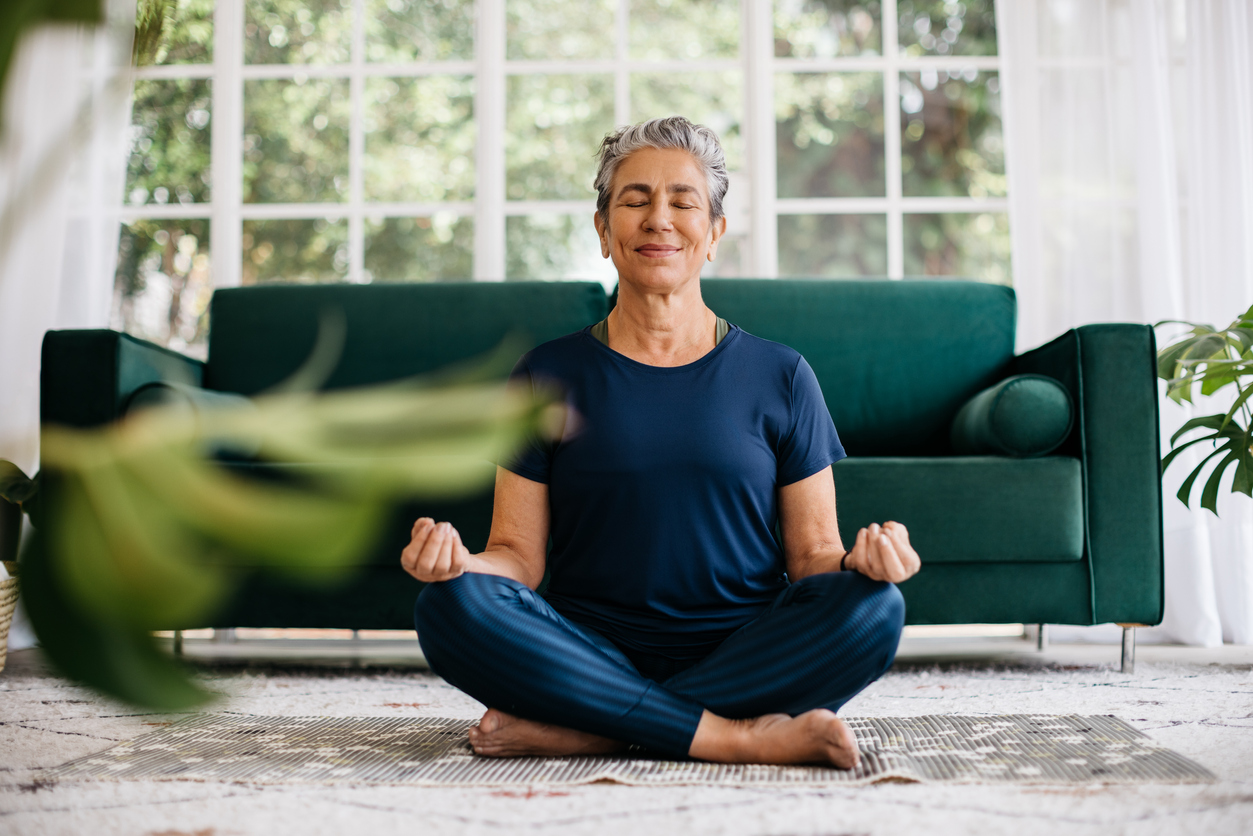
[1013,324,1164,625]
[41,330,205,429]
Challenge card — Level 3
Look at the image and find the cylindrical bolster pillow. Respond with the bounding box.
[950,374,1074,457]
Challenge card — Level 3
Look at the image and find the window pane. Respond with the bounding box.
[364,215,474,281]
[774,0,881,58]
[126,79,212,206]
[776,72,883,198]
[506,75,613,201]
[242,219,349,283]
[364,76,475,202]
[365,0,474,62]
[777,214,886,277]
[703,232,747,278]
[630,0,739,61]
[897,0,997,57]
[507,0,615,60]
[113,219,212,357]
[631,72,743,171]
[506,214,616,285]
[245,0,351,64]
[136,0,214,65]
[244,79,350,203]
[900,70,1003,198]
[903,212,1010,283]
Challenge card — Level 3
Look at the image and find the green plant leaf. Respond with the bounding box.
[0,459,35,504]
[1170,414,1227,446]
[1176,445,1230,508]
[1161,434,1224,475]
[21,530,217,710]
[1201,450,1241,514]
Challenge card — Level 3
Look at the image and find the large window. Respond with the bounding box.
[115,0,1008,354]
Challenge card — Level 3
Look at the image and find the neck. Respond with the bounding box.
[607,278,715,367]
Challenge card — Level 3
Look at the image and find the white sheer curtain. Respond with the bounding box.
[0,1,133,475]
[0,1,134,651]
[998,0,1253,645]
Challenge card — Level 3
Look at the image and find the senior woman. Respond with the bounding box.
[402,116,920,768]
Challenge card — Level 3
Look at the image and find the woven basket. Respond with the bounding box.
[0,562,17,674]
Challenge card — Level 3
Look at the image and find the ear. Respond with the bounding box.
[593,210,610,259]
[706,215,728,262]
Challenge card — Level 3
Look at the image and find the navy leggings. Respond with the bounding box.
[414,571,904,759]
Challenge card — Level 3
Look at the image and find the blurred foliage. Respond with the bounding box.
[898,0,997,57]
[134,0,212,65]
[631,71,743,172]
[364,75,475,203]
[114,220,213,356]
[630,0,738,60]
[778,213,886,277]
[244,78,350,204]
[245,0,351,64]
[365,215,474,281]
[1158,306,1253,515]
[242,218,349,284]
[776,72,884,198]
[903,212,1009,283]
[506,74,613,201]
[774,0,881,58]
[126,78,212,205]
[901,69,1004,198]
[366,0,473,62]
[7,347,555,708]
[507,0,614,60]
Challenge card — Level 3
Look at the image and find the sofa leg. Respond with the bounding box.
[1120,626,1136,673]
[1037,623,1049,651]
[173,630,183,657]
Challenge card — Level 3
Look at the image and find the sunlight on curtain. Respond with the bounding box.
[999,0,1253,645]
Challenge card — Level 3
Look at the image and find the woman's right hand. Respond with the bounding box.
[401,517,474,583]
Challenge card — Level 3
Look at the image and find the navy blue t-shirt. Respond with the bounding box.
[505,324,845,660]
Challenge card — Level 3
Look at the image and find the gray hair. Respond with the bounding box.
[593,116,729,224]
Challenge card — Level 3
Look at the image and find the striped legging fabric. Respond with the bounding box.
[414,570,905,759]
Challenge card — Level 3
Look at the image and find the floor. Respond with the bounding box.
[1,634,1251,836]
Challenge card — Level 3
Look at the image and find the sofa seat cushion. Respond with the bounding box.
[831,456,1084,564]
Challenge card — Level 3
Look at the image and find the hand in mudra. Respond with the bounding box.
[401,517,473,583]
[844,521,920,584]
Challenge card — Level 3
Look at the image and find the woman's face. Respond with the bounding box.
[594,147,727,292]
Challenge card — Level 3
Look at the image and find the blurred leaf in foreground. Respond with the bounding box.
[24,358,557,709]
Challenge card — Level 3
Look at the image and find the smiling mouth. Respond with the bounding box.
[636,245,681,258]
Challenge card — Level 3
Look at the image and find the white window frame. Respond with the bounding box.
[119,0,1008,286]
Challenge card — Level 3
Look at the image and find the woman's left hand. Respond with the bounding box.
[844,521,920,583]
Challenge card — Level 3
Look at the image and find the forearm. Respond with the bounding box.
[465,546,545,589]
[787,546,848,581]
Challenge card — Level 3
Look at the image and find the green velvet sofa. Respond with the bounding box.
[39,279,1164,635]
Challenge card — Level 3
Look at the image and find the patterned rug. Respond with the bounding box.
[48,713,1215,787]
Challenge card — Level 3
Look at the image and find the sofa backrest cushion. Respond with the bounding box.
[702,280,1016,455]
[206,282,609,394]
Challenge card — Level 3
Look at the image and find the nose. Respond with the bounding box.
[643,199,674,232]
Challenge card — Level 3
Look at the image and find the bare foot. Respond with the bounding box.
[467,708,628,758]
[689,709,860,769]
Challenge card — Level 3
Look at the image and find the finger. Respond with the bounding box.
[416,522,449,578]
[849,528,869,573]
[411,517,433,538]
[883,523,921,575]
[433,523,456,578]
[876,533,908,582]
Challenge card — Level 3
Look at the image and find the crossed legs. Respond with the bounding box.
[414,571,904,766]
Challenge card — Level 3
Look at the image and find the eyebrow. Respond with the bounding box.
[616,183,701,199]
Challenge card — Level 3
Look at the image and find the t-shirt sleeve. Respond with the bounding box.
[776,355,846,486]
[498,355,552,484]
